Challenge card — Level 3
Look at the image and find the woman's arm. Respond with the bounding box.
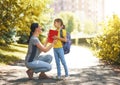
[35,39,56,53]
[36,43,54,53]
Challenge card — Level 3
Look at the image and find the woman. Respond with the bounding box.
[25,23,56,79]
[53,18,69,79]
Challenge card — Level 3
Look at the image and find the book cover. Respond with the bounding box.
[47,29,58,43]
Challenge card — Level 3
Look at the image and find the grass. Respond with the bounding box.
[0,43,28,65]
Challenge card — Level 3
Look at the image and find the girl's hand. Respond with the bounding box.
[53,36,58,40]
[52,39,57,44]
[51,40,57,46]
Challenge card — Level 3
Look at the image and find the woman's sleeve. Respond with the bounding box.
[33,38,40,45]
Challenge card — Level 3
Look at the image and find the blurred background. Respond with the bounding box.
[0,0,119,44]
[0,0,120,65]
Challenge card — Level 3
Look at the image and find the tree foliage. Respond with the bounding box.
[83,20,96,34]
[0,0,52,44]
[88,15,120,64]
[57,12,81,33]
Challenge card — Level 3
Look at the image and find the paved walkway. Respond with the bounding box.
[0,45,120,85]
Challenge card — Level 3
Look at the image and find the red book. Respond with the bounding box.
[47,29,58,43]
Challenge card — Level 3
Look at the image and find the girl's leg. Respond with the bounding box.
[59,48,69,77]
[54,48,61,77]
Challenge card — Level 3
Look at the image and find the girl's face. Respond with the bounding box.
[54,21,61,28]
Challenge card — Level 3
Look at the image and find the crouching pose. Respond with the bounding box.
[25,23,56,79]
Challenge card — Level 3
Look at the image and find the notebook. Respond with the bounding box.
[47,29,58,43]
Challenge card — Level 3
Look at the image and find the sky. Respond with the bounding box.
[104,0,120,17]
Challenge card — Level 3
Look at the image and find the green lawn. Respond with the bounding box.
[0,43,28,65]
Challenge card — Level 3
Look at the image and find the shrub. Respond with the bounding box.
[17,30,29,44]
[88,15,120,64]
[0,28,16,45]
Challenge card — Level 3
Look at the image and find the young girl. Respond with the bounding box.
[53,18,69,79]
[25,23,56,79]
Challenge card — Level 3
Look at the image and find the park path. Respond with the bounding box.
[0,45,120,85]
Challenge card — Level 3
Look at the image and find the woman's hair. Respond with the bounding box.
[54,18,65,29]
[27,23,39,43]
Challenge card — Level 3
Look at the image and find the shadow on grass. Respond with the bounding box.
[11,60,25,66]
[0,46,26,53]
[12,44,28,48]
[0,53,21,65]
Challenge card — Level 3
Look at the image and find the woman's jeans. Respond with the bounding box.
[54,48,68,77]
[26,54,52,73]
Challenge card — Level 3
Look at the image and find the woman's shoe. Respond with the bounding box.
[26,69,33,80]
[39,73,51,79]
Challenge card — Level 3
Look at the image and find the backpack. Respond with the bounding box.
[60,29,71,54]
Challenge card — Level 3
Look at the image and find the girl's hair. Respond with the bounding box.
[27,23,39,43]
[54,18,65,29]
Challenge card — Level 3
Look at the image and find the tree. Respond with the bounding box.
[0,0,53,44]
[57,12,81,33]
[83,20,96,34]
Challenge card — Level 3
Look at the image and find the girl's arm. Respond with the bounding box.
[57,36,67,42]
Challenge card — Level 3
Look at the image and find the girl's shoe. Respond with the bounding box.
[64,76,69,80]
[52,76,62,80]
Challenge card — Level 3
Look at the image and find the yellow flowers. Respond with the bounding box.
[89,15,120,64]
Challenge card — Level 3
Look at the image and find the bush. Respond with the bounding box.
[88,15,120,64]
[17,31,29,44]
[0,28,16,44]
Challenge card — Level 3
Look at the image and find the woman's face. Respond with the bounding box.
[35,26,42,34]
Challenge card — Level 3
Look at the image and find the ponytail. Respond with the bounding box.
[62,25,65,29]
[27,31,33,43]
[27,23,39,44]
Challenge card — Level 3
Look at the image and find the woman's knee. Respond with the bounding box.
[47,65,52,71]
[46,54,53,62]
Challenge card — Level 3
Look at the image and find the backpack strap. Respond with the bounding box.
[60,29,63,38]
[60,29,67,44]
